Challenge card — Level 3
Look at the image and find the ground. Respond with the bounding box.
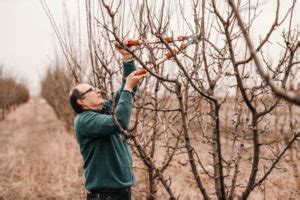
[0,97,85,199]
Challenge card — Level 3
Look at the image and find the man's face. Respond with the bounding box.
[76,83,105,110]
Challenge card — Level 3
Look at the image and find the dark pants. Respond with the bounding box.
[86,188,131,200]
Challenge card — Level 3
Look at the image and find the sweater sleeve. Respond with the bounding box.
[76,91,133,138]
[113,60,138,105]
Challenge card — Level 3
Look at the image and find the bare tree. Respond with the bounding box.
[0,65,30,120]
[41,0,300,199]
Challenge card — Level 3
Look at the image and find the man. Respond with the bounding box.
[69,44,146,200]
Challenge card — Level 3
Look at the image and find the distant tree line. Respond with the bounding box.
[0,65,30,120]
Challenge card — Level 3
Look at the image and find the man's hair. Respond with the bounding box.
[69,88,84,114]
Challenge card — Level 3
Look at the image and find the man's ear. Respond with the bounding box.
[76,98,85,106]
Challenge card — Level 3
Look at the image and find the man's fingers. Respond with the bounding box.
[134,68,147,76]
[127,71,147,80]
[134,73,147,79]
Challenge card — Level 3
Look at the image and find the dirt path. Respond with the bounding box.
[0,97,85,199]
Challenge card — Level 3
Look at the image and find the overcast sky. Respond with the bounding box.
[0,0,299,96]
[0,0,77,95]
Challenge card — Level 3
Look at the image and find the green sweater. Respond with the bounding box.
[74,61,136,191]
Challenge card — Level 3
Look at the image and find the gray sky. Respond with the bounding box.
[0,0,299,96]
[0,0,71,95]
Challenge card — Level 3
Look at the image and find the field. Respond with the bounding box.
[0,97,299,199]
[1,0,300,199]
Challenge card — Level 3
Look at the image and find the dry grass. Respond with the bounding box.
[132,132,300,200]
[0,97,85,199]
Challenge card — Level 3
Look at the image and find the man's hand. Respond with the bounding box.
[134,68,147,76]
[114,39,133,61]
[124,70,147,92]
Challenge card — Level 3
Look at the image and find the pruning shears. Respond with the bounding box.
[116,34,201,75]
